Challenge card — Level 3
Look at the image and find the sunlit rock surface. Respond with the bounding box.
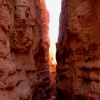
[56,0,100,100]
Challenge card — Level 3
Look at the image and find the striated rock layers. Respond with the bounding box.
[56,0,100,100]
[0,0,50,100]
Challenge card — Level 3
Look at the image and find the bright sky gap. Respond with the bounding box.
[45,0,61,64]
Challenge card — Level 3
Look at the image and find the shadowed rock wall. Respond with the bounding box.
[56,0,100,100]
[0,0,50,100]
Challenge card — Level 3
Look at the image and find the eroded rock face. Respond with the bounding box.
[0,1,15,100]
[57,0,100,100]
[0,0,50,100]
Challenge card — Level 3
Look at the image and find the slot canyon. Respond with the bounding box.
[0,0,100,100]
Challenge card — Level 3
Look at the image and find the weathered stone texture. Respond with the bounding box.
[57,0,100,100]
[0,1,15,100]
[0,0,51,100]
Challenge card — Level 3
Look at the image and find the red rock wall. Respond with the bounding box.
[57,0,100,100]
[33,0,51,99]
[0,0,51,100]
[0,1,16,100]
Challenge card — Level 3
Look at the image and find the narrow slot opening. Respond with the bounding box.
[45,0,61,97]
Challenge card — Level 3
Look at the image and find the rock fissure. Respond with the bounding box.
[0,0,100,100]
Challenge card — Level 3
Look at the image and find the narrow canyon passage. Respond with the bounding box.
[45,0,61,99]
[0,0,100,100]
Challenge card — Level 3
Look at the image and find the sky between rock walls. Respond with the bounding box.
[45,0,61,64]
[45,0,61,43]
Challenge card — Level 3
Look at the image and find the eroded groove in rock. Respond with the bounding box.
[57,0,100,100]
